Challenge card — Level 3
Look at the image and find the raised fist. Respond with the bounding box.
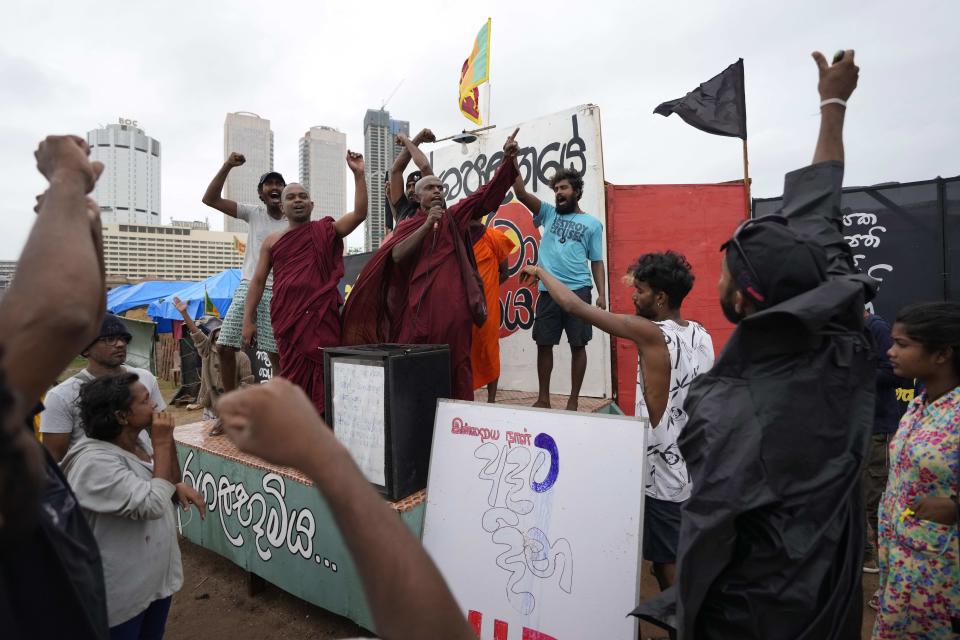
[34,135,103,193]
[812,50,859,103]
[226,152,246,167]
[415,128,437,144]
[346,150,365,174]
[218,378,336,470]
[503,128,520,157]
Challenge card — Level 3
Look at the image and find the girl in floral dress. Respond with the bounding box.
[874,302,960,638]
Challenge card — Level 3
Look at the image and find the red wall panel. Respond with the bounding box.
[605,183,746,415]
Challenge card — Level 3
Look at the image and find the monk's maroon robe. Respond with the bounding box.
[342,159,519,400]
[270,217,344,415]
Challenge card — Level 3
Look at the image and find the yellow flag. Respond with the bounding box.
[459,19,491,125]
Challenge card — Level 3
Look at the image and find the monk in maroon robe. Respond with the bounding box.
[244,151,367,415]
[342,129,521,400]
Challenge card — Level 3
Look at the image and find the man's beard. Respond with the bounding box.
[556,198,576,214]
[720,295,745,324]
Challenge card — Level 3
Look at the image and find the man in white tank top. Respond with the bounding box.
[522,250,714,594]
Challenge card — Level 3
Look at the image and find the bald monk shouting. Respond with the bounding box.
[342,130,521,400]
[243,151,367,416]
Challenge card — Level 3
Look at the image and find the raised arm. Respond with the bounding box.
[242,234,276,347]
[219,379,476,640]
[781,50,862,279]
[0,136,106,407]
[201,152,245,218]
[812,50,857,165]
[512,173,542,216]
[173,297,198,335]
[389,130,435,205]
[521,265,662,348]
[450,129,522,227]
[334,151,368,238]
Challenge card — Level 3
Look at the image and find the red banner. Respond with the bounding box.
[605,182,745,415]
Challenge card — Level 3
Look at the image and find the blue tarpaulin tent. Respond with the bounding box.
[148,269,241,333]
[107,281,193,314]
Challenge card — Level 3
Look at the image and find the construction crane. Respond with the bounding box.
[380,79,404,111]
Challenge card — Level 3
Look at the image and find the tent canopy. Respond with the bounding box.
[107,280,193,314]
[148,269,241,332]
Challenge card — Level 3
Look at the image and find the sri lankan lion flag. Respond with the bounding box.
[459,18,491,125]
[204,287,220,318]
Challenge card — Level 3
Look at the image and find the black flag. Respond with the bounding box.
[654,59,746,139]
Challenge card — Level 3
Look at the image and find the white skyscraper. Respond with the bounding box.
[299,126,346,221]
[223,112,274,232]
[87,120,161,226]
[363,109,409,252]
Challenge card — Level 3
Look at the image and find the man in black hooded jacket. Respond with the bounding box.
[633,50,877,639]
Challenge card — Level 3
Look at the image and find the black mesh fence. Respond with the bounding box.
[754,175,960,320]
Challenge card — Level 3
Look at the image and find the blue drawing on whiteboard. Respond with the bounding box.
[531,432,559,493]
[473,435,572,615]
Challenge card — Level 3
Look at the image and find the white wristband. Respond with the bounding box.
[820,98,847,108]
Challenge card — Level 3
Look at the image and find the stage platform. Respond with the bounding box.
[473,388,619,414]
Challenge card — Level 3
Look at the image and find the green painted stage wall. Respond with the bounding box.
[176,443,426,633]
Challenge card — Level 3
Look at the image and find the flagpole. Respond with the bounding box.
[484,82,492,127]
[741,138,751,219]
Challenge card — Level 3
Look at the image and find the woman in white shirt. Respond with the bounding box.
[62,372,204,639]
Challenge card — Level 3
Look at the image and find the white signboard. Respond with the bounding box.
[427,105,610,398]
[331,359,386,486]
[422,400,645,640]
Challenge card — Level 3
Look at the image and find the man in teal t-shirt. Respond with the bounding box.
[514,168,607,410]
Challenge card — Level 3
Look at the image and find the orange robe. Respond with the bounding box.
[471,228,516,389]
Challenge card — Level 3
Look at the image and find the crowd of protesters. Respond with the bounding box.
[0,50,955,640]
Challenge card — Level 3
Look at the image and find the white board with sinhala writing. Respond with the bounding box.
[422,400,646,640]
[330,358,386,487]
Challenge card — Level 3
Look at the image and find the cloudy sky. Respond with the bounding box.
[1,0,957,257]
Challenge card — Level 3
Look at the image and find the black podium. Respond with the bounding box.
[323,344,451,501]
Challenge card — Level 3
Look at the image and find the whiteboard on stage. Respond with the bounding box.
[330,359,386,486]
[427,105,610,398]
[422,400,646,640]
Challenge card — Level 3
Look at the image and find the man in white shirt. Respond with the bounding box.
[521,250,714,594]
[202,153,287,421]
[40,314,167,462]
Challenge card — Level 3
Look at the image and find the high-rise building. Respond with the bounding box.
[87,120,161,226]
[299,126,347,221]
[363,109,409,251]
[223,112,274,233]
[0,260,17,290]
[102,223,246,281]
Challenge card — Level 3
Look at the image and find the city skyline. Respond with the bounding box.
[4,1,956,261]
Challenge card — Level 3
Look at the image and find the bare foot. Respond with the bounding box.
[565,398,579,412]
[532,399,552,409]
[208,419,224,436]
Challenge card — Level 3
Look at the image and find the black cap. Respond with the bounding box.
[724,222,828,309]
[257,171,285,191]
[83,314,132,354]
[406,170,422,186]
[97,314,133,342]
